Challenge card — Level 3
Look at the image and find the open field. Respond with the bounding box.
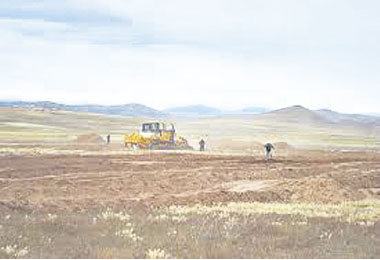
[0,149,379,258]
[0,151,379,208]
[0,109,379,258]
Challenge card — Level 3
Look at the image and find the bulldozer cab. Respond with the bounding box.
[142,122,175,133]
[124,122,191,149]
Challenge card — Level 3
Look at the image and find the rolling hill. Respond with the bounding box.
[315,109,380,124]
[254,105,379,127]
[0,101,167,118]
[0,101,378,128]
[240,106,271,114]
[255,105,329,125]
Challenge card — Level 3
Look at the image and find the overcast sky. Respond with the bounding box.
[0,0,379,113]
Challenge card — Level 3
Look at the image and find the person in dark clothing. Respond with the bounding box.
[107,134,111,144]
[199,139,205,151]
[264,143,275,160]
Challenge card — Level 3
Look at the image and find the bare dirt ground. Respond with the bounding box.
[0,149,378,211]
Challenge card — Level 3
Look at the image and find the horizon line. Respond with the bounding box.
[1,99,379,116]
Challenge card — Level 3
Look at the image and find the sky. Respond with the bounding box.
[0,0,379,113]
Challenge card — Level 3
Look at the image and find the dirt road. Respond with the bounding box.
[0,150,379,210]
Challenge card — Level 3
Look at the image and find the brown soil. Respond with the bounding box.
[75,133,105,145]
[277,178,361,203]
[273,142,294,150]
[207,139,264,151]
[0,149,378,210]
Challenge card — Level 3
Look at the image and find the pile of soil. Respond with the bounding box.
[207,140,295,153]
[181,177,363,204]
[208,139,263,151]
[279,178,363,203]
[75,133,105,145]
[273,142,294,150]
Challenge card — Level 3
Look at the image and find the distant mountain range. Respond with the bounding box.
[0,101,166,118]
[258,105,327,124]
[241,106,271,114]
[0,102,271,118]
[255,105,380,131]
[315,109,379,124]
[0,101,379,126]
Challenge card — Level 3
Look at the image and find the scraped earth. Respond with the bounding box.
[0,150,379,210]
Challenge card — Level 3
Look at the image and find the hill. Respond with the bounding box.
[255,105,329,125]
[0,101,167,118]
[3,101,378,124]
[315,109,380,124]
[67,103,167,118]
[240,106,271,114]
[251,105,379,137]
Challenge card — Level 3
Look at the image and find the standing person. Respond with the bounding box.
[199,139,205,151]
[106,134,110,145]
[264,142,275,160]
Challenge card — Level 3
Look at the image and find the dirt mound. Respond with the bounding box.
[75,133,105,145]
[279,178,363,203]
[222,180,279,193]
[175,178,362,204]
[208,139,263,151]
[273,142,294,150]
[207,140,294,153]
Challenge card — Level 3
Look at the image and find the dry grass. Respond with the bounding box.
[166,201,380,224]
[0,201,378,258]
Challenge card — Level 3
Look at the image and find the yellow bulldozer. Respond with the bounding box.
[124,122,192,150]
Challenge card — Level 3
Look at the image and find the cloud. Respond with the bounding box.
[0,0,379,113]
[0,0,128,24]
[65,0,380,48]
